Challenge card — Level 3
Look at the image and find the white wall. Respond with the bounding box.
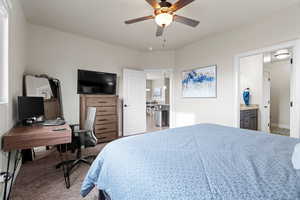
[26,24,141,123]
[0,0,27,198]
[265,60,291,129]
[239,54,263,105]
[174,5,300,128]
[137,50,175,69]
[239,54,263,129]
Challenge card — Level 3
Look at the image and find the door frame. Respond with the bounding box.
[234,39,300,138]
[144,68,175,128]
[261,70,271,132]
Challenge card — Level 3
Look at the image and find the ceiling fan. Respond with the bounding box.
[125,0,200,37]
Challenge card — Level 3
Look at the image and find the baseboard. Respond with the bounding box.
[271,123,290,129]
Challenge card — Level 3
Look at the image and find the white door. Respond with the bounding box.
[123,69,146,136]
[261,71,271,132]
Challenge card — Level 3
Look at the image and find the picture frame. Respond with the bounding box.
[182,65,217,98]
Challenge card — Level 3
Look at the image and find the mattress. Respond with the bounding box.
[81,124,300,200]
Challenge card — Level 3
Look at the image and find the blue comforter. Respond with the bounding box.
[81,124,300,199]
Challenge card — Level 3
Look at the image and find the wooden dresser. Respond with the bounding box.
[80,95,119,143]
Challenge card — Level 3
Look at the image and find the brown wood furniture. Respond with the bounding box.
[1,124,72,199]
[2,124,71,151]
[240,106,258,131]
[80,95,119,143]
[44,98,61,120]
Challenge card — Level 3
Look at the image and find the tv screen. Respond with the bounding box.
[77,70,117,95]
[18,96,45,121]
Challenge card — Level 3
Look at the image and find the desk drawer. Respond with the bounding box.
[95,123,117,134]
[96,107,116,115]
[95,115,117,125]
[87,97,116,107]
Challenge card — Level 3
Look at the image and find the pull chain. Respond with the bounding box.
[162,37,167,49]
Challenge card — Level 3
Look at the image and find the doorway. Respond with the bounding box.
[145,70,171,132]
[235,40,300,138]
[263,52,292,136]
[122,68,173,136]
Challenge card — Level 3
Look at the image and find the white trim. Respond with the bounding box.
[234,39,300,138]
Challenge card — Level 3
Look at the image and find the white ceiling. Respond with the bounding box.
[21,0,300,51]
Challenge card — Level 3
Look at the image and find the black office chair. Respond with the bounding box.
[56,107,98,187]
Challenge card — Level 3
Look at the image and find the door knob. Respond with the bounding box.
[124,104,128,107]
[264,106,268,108]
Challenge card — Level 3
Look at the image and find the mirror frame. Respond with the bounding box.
[22,73,64,119]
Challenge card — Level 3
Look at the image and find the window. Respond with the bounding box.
[0,0,8,104]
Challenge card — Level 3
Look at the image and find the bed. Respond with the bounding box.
[81,124,300,200]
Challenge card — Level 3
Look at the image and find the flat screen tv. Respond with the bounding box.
[77,69,117,95]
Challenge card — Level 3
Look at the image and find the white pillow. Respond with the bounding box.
[292,143,300,170]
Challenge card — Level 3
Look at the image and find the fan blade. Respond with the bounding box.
[156,26,164,37]
[145,0,160,9]
[173,15,199,27]
[171,0,195,12]
[125,15,154,24]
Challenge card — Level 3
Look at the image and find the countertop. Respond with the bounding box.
[240,104,259,111]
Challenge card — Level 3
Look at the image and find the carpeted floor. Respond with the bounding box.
[11,144,106,200]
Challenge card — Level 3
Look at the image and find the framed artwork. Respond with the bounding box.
[182,65,217,98]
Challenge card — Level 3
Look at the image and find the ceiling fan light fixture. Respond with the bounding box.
[155,13,173,27]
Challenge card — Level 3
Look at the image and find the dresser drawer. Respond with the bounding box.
[241,109,257,117]
[86,97,116,107]
[96,131,117,138]
[96,132,118,143]
[95,115,117,125]
[95,123,117,134]
[80,95,119,144]
[240,109,258,130]
[96,107,116,115]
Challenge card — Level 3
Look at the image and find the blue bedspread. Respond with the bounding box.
[81,124,300,199]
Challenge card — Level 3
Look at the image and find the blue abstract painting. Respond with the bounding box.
[182,65,217,98]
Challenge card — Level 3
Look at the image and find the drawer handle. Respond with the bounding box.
[97,128,107,130]
[98,101,108,103]
[98,119,108,121]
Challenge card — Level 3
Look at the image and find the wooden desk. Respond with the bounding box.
[1,124,72,200]
[2,124,71,151]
